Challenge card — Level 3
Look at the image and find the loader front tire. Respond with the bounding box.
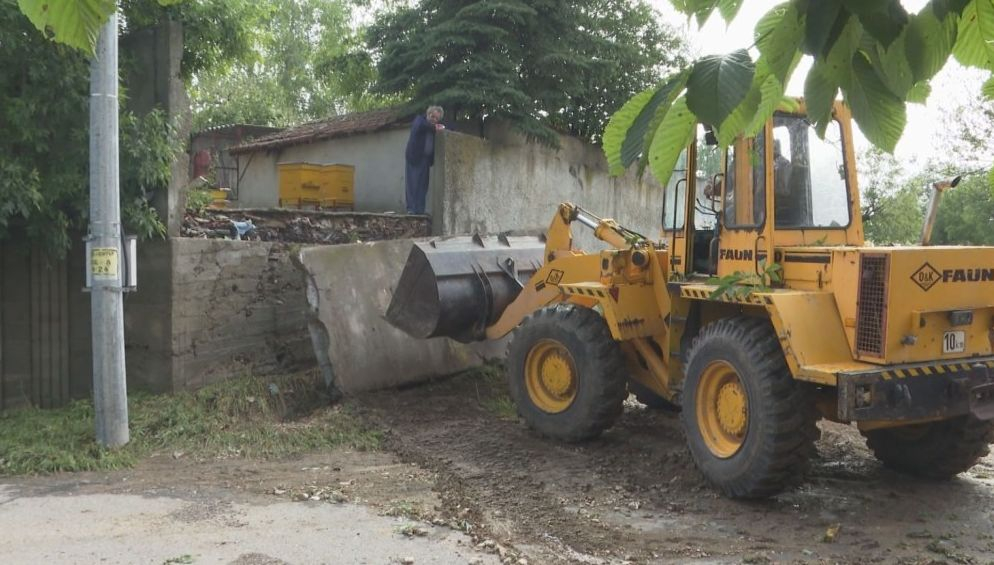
[681,317,819,498]
[862,417,994,479]
[507,305,627,442]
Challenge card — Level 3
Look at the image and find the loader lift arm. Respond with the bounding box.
[546,202,648,260]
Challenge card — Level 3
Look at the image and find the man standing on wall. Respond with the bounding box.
[405,106,445,215]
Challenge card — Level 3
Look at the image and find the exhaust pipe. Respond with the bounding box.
[920,175,961,246]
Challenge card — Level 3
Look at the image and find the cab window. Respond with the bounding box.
[695,128,721,231]
[771,114,850,228]
[723,131,766,229]
[662,148,688,231]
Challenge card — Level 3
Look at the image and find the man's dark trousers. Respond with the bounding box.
[405,114,436,214]
[405,159,430,214]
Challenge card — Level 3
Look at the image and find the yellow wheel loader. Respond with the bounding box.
[386,101,994,498]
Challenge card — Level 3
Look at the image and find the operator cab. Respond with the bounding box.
[662,104,863,280]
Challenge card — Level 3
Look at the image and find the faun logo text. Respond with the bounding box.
[912,262,994,291]
[719,249,753,261]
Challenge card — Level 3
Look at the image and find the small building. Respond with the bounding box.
[228,108,414,212]
[227,107,665,248]
[189,124,284,196]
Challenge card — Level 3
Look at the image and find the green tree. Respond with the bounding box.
[1,0,252,255]
[933,174,994,244]
[859,150,927,245]
[189,0,395,130]
[119,0,261,80]
[367,0,686,145]
[858,96,994,247]
[604,1,994,187]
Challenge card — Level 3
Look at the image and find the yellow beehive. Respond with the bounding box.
[208,188,230,209]
[278,162,355,210]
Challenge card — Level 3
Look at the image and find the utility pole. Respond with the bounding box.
[89,8,129,447]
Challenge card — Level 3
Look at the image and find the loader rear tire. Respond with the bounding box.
[507,305,627,442]
[681,316,819,499]
[861,417,994,479]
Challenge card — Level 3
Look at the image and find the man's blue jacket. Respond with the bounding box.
[405,114,436,167]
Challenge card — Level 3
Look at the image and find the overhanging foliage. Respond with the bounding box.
[605,1,994,186]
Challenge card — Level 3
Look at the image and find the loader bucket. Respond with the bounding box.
[386,234,546,343]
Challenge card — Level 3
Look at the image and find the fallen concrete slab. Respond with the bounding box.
[297,239,506,394]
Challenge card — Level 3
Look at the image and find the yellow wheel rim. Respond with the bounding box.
[525,339,578,413]
[696,360,748,458]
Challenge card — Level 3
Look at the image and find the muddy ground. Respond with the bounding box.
[356,374,994,565]
[5,372,994,564]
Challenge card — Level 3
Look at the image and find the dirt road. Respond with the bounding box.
[0,451,498,565]
[2,372,993,564]
[358,373,994,565]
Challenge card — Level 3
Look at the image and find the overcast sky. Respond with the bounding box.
[646,0,985,164]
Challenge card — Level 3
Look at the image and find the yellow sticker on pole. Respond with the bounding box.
[91,247,119,280]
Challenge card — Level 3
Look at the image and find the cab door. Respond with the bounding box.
[717,125,774,277]
[661,125,722,278]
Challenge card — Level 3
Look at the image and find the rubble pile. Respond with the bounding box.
[181,208,431,244]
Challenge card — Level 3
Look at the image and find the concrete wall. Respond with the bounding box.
[236,128,410,212]
[236,119,663,250]
[124,239,315,393]
[434,121,664,249]
[123,239,175,394]
[122,20,191,237]
[297,239,505,394]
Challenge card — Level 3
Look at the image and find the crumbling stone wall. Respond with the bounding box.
[168,239,315,390]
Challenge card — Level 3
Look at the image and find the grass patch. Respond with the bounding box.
[466,362,517,420]
[0,371,381,476]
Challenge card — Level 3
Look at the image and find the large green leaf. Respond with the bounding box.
[804,60,838,136]
[673,0,721,26]
[716,58,787,146]
[622,72,689,171]
[953,0,994,69]
[846,52,907,152]
[635,73,690,177]
[603,87,657,176]
[981,74,994,98]
[746,72,786,136]
[718,0,744,23]
[934,0,973,20]
[686,49,755,128]
[647,97,697,187]
[906,7,958,82]
[842,0,909,48]
[906,80,932,103]
[17,0,116,54]
[603,72,690,177]
[755,3,804,84]
[823,15,862,89]
[804,0,844,56]
[716,69,764,146]
[17,0,186,54]
[871,28,914,97]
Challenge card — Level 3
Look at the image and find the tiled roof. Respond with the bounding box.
[229,108,408,155]
[193,124,284,140]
